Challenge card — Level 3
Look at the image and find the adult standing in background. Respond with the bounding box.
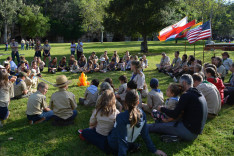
[10,39,20,64]
[43,40,51,66]
[29,39,32,50]
[32,39,35,49]
[70,41,76,55]
[34,40,42,58]
[76,39,83,61]
[21,38,25,50]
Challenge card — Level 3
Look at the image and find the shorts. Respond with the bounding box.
[0,107,9,120]
[35,51,42,57]
[43,50,50,57]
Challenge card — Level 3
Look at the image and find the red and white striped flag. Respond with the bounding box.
[186,21,212,44]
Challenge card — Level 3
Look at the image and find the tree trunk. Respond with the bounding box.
[4,21,8,43]
[142,34,148,53]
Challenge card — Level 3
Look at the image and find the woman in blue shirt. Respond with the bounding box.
[107,90,166,156]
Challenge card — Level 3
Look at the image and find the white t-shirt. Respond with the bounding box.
[71,43,76,51]
[77,42,83,51]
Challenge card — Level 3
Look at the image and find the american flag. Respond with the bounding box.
[186,21,212,44]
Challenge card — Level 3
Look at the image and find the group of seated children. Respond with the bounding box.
[156,51,234,106]
[47,51,148,74]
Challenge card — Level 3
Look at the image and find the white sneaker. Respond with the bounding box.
[173,77,178,83]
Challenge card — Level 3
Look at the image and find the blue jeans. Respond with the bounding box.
[148,121,198,141]
[21,43,24,50]
[0,107,9,120]
[82,128,111,153]
[54,110,77,121]
[71,50,75,55]
[27,110,54,122]
[11,51,20,63]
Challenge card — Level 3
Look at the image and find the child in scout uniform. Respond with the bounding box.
[70,60,80,73]
[26,82,53,124]
[50,75,77,126]
[115,75,127,104]
[142,78,164,113]
[79,79,99,106]
[13,72,29,99]
[0,70,14,127]
[43,40,51,65]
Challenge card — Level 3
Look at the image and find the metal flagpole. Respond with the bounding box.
[194,43,195,57]
[203,40,205,63]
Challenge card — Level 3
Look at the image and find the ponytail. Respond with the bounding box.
[125,90,141,127]
[206,67,218,83]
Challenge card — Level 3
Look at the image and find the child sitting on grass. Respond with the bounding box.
[13,72,29,99]
[84,60,93,73]
[50,75,77,126]
[78,90,120,152]
[70,60,79,73]
[99,57,107,73]
[107,90,166,156]
[116,58,125,71]
[79,79,99,106]
[142,78,164,113]
[116,75,127,103]
[107,59,116,71]
[26,82,53,125]
[0,70,14,127]
[151,83,183,123]
[92,59,100,72]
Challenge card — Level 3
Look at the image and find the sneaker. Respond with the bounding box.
[173,77,178,83]
[78,129,83,134]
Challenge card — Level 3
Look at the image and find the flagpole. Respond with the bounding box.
[194,43,195,57]
[203,40,205,63]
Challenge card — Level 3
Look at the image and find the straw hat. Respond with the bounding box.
[54,75,72,87]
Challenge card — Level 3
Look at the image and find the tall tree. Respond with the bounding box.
[0,0,22,42]
[104,0,176,52]
[18,5,50,38]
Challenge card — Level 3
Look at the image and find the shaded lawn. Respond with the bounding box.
[0,41,233,156]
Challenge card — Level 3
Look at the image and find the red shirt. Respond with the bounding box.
[207,77,225,105]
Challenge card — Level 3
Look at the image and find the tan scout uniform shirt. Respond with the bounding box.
[50,88,77,119]
[84,89,99,106]
[90,109,120,136]
[26,91,47,115]
[132,72,145,90]
[196,82,221,115]
[0,83,13,107]
[160,56,170,66]
[171,57,182,69]
[14,79,27,97]
[147,90,164,110]
[10,42,19,51]
[165,98,179,110]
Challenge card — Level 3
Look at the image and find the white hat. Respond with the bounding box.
[31,69,36,74]
[100,57,105,62]
[3,61,9,65]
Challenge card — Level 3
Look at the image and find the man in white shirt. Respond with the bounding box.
[10,39,20,64]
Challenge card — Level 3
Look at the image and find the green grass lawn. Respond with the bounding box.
[0,41,233,156]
